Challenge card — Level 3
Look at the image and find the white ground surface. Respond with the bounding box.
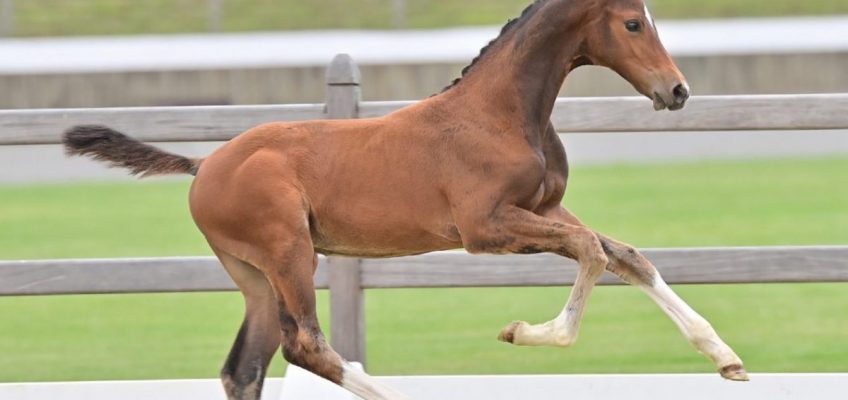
[1,371,847,400]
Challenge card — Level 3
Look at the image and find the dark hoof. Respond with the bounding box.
[497,321,524,344]
[719,364,750,381]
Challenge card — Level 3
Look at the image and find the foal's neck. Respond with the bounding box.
[443,0,586,138]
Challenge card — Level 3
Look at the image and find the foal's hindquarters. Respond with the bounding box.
[189,123,409,400]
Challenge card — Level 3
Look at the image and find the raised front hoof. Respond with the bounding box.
[497,321,527,344]
[719,364,750,381]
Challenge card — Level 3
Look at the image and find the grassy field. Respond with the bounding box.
[0,157,846,382]
[8,0,848,37]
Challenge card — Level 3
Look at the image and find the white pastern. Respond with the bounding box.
[511,320,577,347]
[643,280,743,369]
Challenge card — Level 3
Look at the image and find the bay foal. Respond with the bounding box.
[64,0,747,398]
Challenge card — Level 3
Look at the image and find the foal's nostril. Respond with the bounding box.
[673,84,690,102]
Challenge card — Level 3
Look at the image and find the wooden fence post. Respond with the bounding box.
[392,0,407,29]
[325,54,366,366]
[207,0,223,32]
[0,0,13,37]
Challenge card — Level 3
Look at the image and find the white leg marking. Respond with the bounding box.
[341,363,410,400]
[507,259,606,347]
[643,279,743,369]
[510,319,575,347]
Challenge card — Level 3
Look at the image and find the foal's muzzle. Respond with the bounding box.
[653,82,690,111]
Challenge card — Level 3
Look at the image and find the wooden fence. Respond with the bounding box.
[1,54,847,367]
[0,0,12,37]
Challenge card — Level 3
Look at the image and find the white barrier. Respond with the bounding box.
[0,378,283,400]
[2,370,846,400]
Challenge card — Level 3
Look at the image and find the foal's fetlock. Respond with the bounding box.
[551,332,577,347]
[497,320,576,347]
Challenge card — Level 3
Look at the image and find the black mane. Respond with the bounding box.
[440,0,546,93]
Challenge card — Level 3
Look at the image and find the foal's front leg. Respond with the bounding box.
[461,206,609,347]
[596,232,748,381]
[546,207,748,381]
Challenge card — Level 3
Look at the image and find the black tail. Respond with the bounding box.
[62,125,201,177]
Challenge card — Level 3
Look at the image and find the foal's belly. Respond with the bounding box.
[303,162,463,257]
[310,219,462,258]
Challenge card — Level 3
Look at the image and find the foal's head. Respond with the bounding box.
[577,0,689,111]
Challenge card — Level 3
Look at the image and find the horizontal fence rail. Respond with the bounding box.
[1,94,847,145]
[2,246,847,296]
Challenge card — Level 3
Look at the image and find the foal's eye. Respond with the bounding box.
[625,20,642,32]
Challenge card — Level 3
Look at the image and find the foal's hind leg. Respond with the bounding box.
[261,238,408,400]
[226,188,406,400]
[595,232,748,381]
[214,249,281,400]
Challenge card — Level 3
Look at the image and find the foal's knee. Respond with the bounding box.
[572,227,608,273]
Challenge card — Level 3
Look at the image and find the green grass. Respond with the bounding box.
[8,0,848,37]
[0,178,207,260]
[0,157,846,382]
[1,284,846,382]
[2,157,845,260]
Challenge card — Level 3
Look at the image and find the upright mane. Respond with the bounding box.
[440,0,547,93]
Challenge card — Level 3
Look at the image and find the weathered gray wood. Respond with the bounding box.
[550,94,848,133]
[0,257,329,296]
[328,257,366,365]
[357,100,413,119]
[392,0,407,28]
[0,257,230,295]
[207,0,223,32]
[360,246,848,288]
[2,247,844,296]
[346,94,848,132]
[639,246,848,284]
[4,94,847,146]
[0,0,13,37]
[324,53,367,365]
[0,104,325,145]
[325,53,362,120]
